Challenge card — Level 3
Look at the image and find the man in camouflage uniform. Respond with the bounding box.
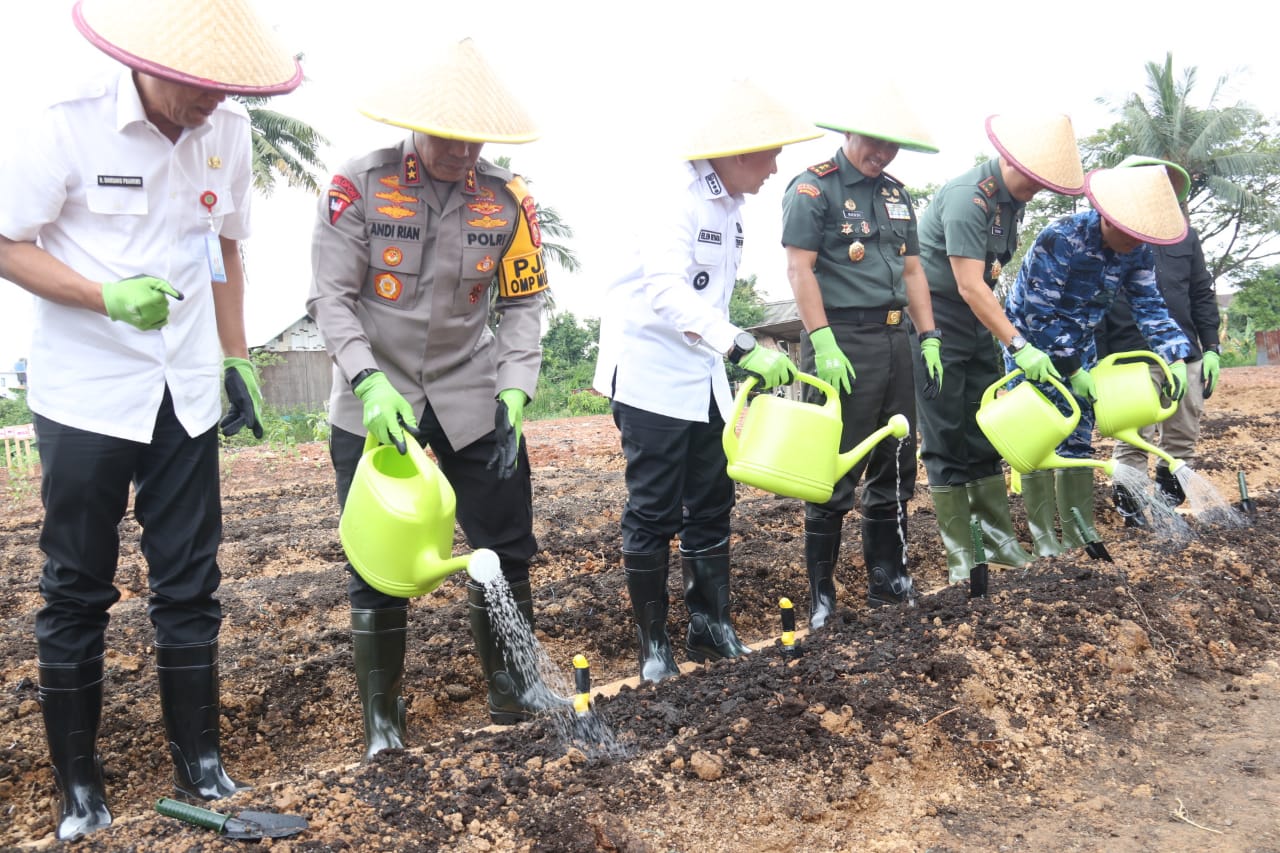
[1003,165,1191,553]
[308,39,550,749]
[915,115,1085,581]
[781,92,943,626]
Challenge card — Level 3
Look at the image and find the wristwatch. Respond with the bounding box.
[727,331,756,364]
[919,329,942,342]
[1007,334,1028,354]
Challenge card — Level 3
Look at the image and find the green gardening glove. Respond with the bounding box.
[1012,344,1061,383]
[809,326,855,395]
[1201,350,1220,399]
[102,275,183,331]
[353,370,417,454]
[919,336,943,400]
[486,388,527,479]
[1068,368,1096,402]
[738,345,797,390]
[220,357,263,439]
[1163,359,1188,402]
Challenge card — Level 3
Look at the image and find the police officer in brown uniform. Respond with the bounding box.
[781,91,943,626]
[308,39,549,750]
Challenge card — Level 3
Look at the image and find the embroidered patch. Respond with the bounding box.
[521,196,542,247]
[373,272,403,301]
[476,255,495,273]
[403,155,421,185]
[467,187,504,216]
[328,190,353,225]
[972,196,989,213]
[705,173,723,196]
[332,175,361,201]
[382,246,403,267]
[979,176,998,198]
[468,214,510,229]
[692,271,710,290]
[375,190,417,204]
[463,170,477,195]
[808,160,838,177]
[796,183,821,198]
[379,175,402,189]
[698,230,722,245]
[376,205,416,220]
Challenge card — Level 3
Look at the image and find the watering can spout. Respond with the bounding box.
[1050,455,1116,477]
[835,414,910,479]
[412,548,498,595]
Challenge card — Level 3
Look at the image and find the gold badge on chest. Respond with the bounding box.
[848,241,865,263]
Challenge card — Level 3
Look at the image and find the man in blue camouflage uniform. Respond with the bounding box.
[1096,156,1219,523]
[782,91,943,625]
[915,115,1085,582]
[1003,165,1192,553]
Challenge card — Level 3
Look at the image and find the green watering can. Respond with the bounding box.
[976,370,1116,476]
[723,372,910,503]
[1091,350,1185,473]
[339,434,500,597]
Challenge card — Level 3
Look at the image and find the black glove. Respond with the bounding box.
[220,357,264,439]
[485,390,525,480]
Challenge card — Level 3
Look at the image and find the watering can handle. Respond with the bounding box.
[982,369,1081,421]
[1096,350,1176,415]
[361,428,440,482]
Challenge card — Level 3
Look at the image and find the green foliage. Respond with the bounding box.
[218,405,330,452]
[725,275,769,385]
[1229,264,1280,331]
[528,312,610,419]
[235,60,329,198]
[0,390,31,427]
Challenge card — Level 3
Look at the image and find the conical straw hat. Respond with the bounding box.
[685,80,822,159]
[359,38,538,144]
[1085,166,1188,245]
[985,114,1085,195]
[1116,154,1191,203]
[815,84,938,154]
[73,0,301,96]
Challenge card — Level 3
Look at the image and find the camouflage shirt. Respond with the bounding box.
[1004,209,1191,375]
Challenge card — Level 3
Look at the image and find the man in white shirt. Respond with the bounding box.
[593,81,817,683]
[0,0,299,840]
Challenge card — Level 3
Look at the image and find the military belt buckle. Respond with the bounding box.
[886,310,903,325]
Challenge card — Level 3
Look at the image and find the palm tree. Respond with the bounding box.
[1086,53,1280,280]
[236,95,329,197]
[491,155,580,275]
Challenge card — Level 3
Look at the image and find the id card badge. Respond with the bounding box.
[199,189,227,283]
[204,230,227,283]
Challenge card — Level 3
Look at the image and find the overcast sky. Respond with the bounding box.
[2,0,1278,370]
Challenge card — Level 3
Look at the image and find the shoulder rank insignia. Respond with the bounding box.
[807,160,838,177]
[979,176,998,198]
[403,154,422,186]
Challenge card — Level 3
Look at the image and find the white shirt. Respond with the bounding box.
[0,69,252,442]
[592,159,745,422]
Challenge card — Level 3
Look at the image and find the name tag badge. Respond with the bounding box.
[205,231,227,283]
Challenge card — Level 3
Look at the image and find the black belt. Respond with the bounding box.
[826,307,905,325]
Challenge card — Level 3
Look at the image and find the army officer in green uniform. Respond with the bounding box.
[781,90,943,626]
[914,115,1085,582]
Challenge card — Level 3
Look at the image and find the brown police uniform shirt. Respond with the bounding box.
[308,137,547,450]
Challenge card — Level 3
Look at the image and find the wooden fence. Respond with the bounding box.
[0,423,37,473]
[256,351,332,411]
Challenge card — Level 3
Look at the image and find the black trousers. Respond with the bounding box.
[331,397,537,610]
[611,397,734,554]
[913,294,1004,485]
[800,319,917,519]
[34,389,223,663]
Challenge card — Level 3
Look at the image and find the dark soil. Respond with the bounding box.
[2,367,1278,852]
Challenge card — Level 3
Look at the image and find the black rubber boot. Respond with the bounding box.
[155,640,249,801]
[1155,465,1186,508]
[1112,483,1149,528]
[38,655,112,841]
[803,513,842,629]
[351,607,408,759]
[681,538,751,662]
[623,547,680,683]
[863,505,916,608]
[468,579,543,725]
[967,474,1034,568]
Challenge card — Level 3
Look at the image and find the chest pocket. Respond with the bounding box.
[692,225,728,289]
[84,184,148,239]
[459,229,510,315]
[364,237,424,311]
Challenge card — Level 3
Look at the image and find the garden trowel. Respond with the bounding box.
[156,797,308,840]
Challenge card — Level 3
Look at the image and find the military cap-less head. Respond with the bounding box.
[73,0,302,96]
[1116,154,1192,203]
[1085,166,1188,246]
[685,79,822,160]
[815,84,939,154]
[359,38,538,144]
[985,114,1085,195]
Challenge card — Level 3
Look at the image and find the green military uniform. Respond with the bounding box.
[781,147,920,517]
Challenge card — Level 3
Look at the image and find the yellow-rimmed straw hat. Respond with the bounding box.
[685,79,822,160]
[1085,166,1188,245]
[359,38,538,144]
[73,0,301,96]
[816,84,938,154]
[985,114,1085,195]
[1116,154,1192,203]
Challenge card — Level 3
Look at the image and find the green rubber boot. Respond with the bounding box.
[1056,467,1100,549]
[967,474,1033,568]
[1020,470,1063,557]
[929,485,974,584]
[351,608,408,759]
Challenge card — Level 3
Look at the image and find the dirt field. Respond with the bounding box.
[1,367,1278,852]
